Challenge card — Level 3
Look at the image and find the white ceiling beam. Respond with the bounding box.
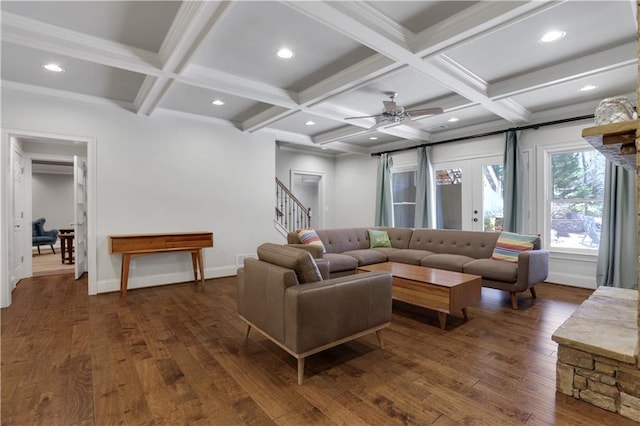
[489,42,638,99]
[135,1,234,115]
[411,1,564,58]
[1,11,161,75]
[181,65,298,108]
[241,107,295,132]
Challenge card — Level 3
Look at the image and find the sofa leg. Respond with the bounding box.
[50,244,56,255]
[243,324,251,343]
[297,357,305,385]
[530,287,537,299]
[376,330,384,349]
[510,292,519,310]
[37,246,41,255]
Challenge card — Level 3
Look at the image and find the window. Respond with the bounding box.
[391,169,416,227]
[548,148,605,251]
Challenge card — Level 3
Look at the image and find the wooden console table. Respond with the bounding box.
[108,232,214,302]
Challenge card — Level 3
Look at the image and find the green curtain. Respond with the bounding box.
[596,161,637,289]
[375,153,393,226]
[415,146,436,228]
[503,130,525,232]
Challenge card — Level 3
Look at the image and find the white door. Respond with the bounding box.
[434,156,504,231]
[73,156,88,279]
[290,170,323,229]
[10,142,26,287]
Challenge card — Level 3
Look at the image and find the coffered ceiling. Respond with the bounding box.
[1,1,637,156]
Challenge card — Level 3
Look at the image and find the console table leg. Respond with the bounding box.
[197,249,205,288]
[121,253,131,303]
[191,251,198,283]
[462,307,469,321]
[438,312,447,330]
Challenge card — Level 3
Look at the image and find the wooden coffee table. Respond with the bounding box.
[357,262,481,330]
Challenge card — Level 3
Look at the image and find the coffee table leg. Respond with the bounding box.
[462,307,469,321]
[438,312,447,330]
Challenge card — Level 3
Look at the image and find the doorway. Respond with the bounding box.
[3,128,97,308]
[290,170,324,229]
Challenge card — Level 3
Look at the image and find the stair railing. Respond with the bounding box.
[275,177,311,234]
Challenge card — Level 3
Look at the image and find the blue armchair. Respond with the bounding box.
[32,218,58,254]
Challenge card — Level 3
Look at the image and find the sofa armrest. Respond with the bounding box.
[285,243,324,259]
[517,250,549,291]
[284,271,392,353]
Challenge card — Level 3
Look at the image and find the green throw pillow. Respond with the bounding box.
[368,229,391,248]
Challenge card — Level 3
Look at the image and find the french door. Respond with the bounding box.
[434,156,504,231]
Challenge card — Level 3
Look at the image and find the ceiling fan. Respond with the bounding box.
[345,92,443,130]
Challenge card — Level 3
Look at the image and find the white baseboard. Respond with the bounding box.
[546,272,596,289]
[96,265,239,294]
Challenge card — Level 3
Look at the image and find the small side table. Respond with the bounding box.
[60,233,75,264]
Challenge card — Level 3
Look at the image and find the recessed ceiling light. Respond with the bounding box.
[305,120,316,126]
[448,117,459,123]
[211,99,225,106]
[42,63,64,73]
[579,84,599,92]
[369,136,378,140]
[320,147,328,150]
[539,30,566,43]
[277,48,294,59]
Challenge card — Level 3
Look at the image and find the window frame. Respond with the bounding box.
[542,143,605,255]
[390,165,417,228]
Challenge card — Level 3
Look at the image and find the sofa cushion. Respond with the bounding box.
[420,254,474,272]
[368,229,391,248]
[323,253,359,273]
[388,249,435,265]
[409,229,499,259]
[377,227,414,249]
[464,258,517,283]
[257,243,322,284]
[342,249,387,266]
[296,228,326,253]
[491,231,538,262]
[317,228,371,253]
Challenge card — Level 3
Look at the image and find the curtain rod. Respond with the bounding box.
[370,113,595,157]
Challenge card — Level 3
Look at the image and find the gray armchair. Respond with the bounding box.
[32,218,58,254]
[237,243,393,384]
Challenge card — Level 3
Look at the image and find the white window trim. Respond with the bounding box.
[538,140,603,256]
[390,165,417,228]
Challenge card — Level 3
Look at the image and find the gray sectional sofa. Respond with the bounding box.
[287,227,549,309]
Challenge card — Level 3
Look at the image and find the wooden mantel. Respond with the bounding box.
[582,119,640,170]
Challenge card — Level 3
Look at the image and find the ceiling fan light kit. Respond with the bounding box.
[345,92,443,130]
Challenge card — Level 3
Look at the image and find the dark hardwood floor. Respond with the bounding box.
[2,274,635,425]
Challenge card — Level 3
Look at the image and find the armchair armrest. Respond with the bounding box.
[285,243,324,259]
[283,271,392,353]
[517,250,549,291]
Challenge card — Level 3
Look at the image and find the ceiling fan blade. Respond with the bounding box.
[345,114,382,120]
[382,100,397,114]
[405,107,444,117]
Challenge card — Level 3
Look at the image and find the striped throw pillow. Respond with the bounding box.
[491,231,538,262]
[296,228,326,253]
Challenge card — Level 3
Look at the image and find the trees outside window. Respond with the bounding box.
[549,149,605,251]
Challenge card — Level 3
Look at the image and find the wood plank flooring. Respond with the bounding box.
[31,249,74,277]
[2,275,636,425]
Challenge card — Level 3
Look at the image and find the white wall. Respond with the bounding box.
[2,88,281,297]
[32,172,74,231]
[333,154,377,227]
[276,146,336,228]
